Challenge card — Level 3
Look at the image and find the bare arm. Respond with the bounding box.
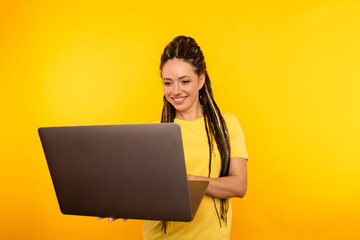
[187,157,248,199]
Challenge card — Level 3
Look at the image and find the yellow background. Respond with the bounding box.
[1,0,359,239]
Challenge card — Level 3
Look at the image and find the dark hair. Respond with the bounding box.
[160,36,231,233]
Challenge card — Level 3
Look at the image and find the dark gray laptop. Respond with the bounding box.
[38,123,208,221]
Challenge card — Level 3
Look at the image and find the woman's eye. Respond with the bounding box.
[164,82,172,86]
[182,80,190,84]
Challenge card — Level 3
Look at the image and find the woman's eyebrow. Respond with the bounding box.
[179,75,191,79]
[163,75,191,80]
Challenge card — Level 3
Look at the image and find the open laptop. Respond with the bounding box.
[38,123,209,221]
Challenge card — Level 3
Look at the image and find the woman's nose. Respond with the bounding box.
[173,83,182,95]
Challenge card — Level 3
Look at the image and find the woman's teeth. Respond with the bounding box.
[174,97,186,102]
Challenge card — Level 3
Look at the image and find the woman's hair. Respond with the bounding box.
[160,36,231,233]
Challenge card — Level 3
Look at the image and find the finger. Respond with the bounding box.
[123,218,128,223]
[108,217,118,223]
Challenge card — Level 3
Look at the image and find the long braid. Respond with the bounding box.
[160,36,231,232]
[200,72,231,224]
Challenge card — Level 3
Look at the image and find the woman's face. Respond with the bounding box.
[162,58,205,116]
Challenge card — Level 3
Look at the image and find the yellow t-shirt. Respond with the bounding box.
[143,112,248,240]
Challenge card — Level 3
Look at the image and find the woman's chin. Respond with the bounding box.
[169,101,187,111]
[173,106,187,112]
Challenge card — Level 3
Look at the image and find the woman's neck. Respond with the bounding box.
[175,106,204,121]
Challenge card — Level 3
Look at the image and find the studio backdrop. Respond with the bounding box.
[1,0,359,239]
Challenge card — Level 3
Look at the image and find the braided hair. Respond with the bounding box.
[160,36,231,233]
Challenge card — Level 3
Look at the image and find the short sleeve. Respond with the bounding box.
[222,112,249,160]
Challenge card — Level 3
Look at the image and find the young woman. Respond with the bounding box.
[105,36,248,239]
[142,36,249,239]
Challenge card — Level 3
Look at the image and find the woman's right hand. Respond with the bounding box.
[97,217,128,223]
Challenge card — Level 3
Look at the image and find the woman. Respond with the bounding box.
[106,36,248,239]
[143,36,249,239]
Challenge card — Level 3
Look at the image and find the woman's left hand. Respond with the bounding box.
[187,174,196,180]
[186,157,248,199]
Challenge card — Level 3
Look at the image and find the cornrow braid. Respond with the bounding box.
[160,35,231,232]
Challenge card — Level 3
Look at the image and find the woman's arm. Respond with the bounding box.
[187,157,248,199]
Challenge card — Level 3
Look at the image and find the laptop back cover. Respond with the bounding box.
[39,123,194,221]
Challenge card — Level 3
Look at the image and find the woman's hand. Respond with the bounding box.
[187,174,197,180]
[97,217,128,223]
[186,157,248,199]
[187,174,208,181]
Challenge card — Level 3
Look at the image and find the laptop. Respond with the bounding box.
[38,123,209,221]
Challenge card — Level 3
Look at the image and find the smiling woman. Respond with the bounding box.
[141,36,249,240]
[162,58,205,120]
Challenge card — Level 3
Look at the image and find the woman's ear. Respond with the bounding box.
[199,73,205,89]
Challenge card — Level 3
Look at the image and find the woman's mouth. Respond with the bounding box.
[173,96,187,104]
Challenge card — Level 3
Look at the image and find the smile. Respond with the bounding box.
[173,97,187,104]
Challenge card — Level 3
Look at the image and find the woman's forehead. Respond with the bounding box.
[162,59,197,78]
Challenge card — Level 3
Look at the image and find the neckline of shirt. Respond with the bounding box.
[174,116,204,125]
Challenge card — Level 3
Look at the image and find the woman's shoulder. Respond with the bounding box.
[221,112,244,133]
[221,112,238,123]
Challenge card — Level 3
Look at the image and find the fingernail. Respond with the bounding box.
[123,219,127,223]
[108,219,112,223]
[97,217,102,220]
